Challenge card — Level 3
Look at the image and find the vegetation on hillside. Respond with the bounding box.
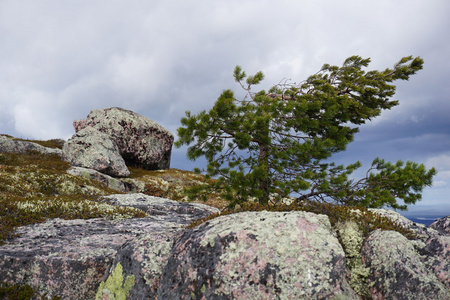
[0,148,146,245]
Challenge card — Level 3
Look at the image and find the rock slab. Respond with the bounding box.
[0,194,218,300]
[1,197,450,300]
[0,135,62,155]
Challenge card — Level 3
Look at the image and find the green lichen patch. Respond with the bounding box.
[95,262,135,300]
[0,150,146,245]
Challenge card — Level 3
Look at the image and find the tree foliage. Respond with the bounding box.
[175,55,436,210]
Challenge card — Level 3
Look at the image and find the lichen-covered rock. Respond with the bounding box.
[369,208,438,238]
[424,235,450,289]
[95,262,135,300]
[157,211,358,299]
[62,127,130,177]
[73,107,174,170]
[0,218,144,299]
[67,166,128,192]
[66,166,145,193]
[0,194,219,300]
[431,216,450,235]
[361,229,450,299]
[0,135,62,155]
[101,193,220,223]
[100,229,181,300]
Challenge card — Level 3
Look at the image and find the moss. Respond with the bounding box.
[95,262,135,300]
[0,149,146,245]
[0,282,36,300]
[0,282,61,300]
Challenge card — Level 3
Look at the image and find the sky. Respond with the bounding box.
[1,0,449,219]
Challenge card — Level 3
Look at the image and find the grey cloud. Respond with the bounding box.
[1,0,450,217]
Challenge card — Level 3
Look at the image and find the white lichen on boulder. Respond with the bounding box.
[335,221,370,297]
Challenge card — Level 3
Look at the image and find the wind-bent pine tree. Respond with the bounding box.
[175,55,436,210]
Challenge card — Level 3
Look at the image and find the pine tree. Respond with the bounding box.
[175,55,436,210]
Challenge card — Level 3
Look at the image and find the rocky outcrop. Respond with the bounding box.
[62,127,130,177]
[0,135,62,155]
[73,107,174,170]
[1,190,450,299]
[0,194,219,300]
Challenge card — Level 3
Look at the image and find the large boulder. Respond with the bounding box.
[74,107,174,170]
[361,229,449,299]
[156,211,358,299]
[0,134,62,155]
[62,127,130,177]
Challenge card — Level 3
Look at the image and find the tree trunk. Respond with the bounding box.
[258,144,270,205]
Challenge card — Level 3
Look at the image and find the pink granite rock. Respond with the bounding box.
[73,107,174,170]
[361,229,449,299]
[156,211,359,299]
[431,216,450,235]
[0,194,219,300]
[424,235,450,289]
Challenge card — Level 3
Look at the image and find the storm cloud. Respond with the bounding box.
[1,0,449,218]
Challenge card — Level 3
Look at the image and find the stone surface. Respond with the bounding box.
[0,194,217,300]
[0,135,62,155]
[62,127,130,177]
[157,211,359,300]
[369,208,439,238]
[99,229,181,300]
[73,107,174,170]
[66,166,146,193]
[101,193,220,222]
[431,216,450,235]
[66,166,148,194]
[1,186,450,299]
[424,235,450,289]
[361,229,449,299]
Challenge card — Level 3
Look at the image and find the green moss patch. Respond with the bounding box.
[0,282,61,300]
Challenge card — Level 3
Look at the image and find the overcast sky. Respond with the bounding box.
[1,0,449,218]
